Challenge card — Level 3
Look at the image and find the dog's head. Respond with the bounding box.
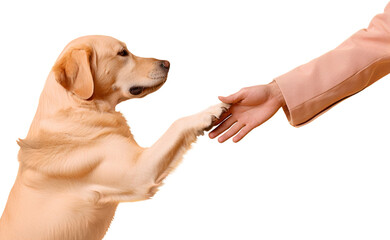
[52,35,169,105]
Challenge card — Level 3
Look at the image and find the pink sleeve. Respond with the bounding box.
[274,3,390,127]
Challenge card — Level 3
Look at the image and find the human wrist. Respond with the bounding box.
[268,80,286,108]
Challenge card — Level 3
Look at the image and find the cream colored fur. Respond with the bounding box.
[0,35,228,240]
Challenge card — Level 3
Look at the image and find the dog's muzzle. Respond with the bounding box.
[129,60,170,96]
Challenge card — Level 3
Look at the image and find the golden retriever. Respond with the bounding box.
[0,35,228,240]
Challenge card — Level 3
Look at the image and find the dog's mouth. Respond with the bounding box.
[129,78,167,96]
[129,86,144,95]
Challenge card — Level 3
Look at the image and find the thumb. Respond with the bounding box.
[218,91,244,104]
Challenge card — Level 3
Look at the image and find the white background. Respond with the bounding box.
[0,0,389,239]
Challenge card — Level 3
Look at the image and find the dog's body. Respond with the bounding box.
[0,36,228,240]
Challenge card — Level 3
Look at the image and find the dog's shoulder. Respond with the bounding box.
[17,108,134,178]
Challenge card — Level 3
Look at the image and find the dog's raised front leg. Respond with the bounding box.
[137,103,229,194]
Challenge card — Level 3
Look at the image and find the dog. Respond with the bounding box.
[0,35,229,240]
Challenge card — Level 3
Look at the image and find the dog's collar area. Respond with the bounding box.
[129,86,144,95]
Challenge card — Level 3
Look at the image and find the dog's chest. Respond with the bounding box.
[50,202,118,240]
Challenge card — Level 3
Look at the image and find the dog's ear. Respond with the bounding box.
[52,46,94,100]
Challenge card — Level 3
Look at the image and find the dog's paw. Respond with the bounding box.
[196,103,230,135]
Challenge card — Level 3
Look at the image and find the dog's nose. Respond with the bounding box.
[160,60,170,70]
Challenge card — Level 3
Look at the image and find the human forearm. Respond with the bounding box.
[275,3,390,126]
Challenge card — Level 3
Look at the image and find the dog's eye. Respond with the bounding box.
[118,49,129,57]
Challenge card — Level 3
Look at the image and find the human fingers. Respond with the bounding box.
[217,122,245,143]
[218,90,245,104]
[229,105,278,142]
[232,125,254,143]
[209,116,236,139]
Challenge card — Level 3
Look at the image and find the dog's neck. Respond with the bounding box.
[27,72,120,139]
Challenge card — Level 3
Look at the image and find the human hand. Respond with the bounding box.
[209,81,286,143]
